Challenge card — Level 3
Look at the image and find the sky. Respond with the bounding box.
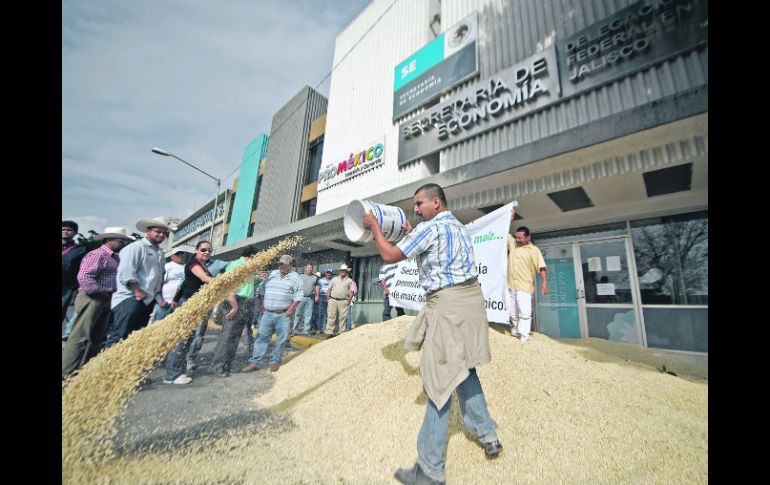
[62,0,373,238]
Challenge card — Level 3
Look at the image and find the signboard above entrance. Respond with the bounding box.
[556,0,708,98]
[397,46,560,166]
[392,12,479,121]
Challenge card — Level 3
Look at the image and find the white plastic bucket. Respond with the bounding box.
[344,199,407,243]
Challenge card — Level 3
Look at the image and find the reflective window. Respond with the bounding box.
[643,307,708,352]
[305,138,324,184]
[579,240,633,304]
[299,198,317,220]
[252,175,262,212]
[586,308,639,345]
[357,255,385,302]
[631,211,708,305]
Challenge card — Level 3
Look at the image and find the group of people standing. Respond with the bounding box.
[61,217,170,381]
[61,217,369,382]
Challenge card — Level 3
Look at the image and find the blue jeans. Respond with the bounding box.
[315,297,328,333]
[153,302,174,322]
[62,311,78,340]
[293,297,314,334]
[416,369,498,482]
[345,303,354,331]
[163,297,210,380]
[103,297,153,349]
[383,296,405,321]
[249,312,289,366]
[62,287,76,323]
[186,319,209,364]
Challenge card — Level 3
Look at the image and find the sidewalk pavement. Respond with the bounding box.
[110,323,319,454]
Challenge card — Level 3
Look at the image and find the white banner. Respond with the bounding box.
[388,203,514,323]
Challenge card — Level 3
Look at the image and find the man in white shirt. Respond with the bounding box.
[103,218,167,348]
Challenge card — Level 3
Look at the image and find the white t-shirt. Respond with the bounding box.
[160,261,185,302]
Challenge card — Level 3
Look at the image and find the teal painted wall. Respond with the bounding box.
[227,134,268,243]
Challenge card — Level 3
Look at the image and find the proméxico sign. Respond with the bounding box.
[393,12,478,121]
[397,47,560,166]
[556,0,708,97]
[388,202,514,325]
[317,139,385,191]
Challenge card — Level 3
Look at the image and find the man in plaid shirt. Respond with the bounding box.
[62,227,131,380]
[363,183,502,485]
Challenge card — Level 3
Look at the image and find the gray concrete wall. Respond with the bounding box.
[254,86,328,232]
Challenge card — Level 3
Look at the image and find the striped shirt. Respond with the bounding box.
[378,263,398,290]
[77,244,120,296]
[257,269,303,311]
[396,211,477,293]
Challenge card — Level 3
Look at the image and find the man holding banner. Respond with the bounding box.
[506,214,548,343]
[362,183,502,485]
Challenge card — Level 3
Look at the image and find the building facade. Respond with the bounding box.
[169,189,232,248]
[253,86,328,233]
[217,0,707,364]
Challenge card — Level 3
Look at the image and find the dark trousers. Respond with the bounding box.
[211,296,253,373]
[383,295,405,321]
[62,292,112,377]
[316,297,328,332]
[103,297,153,349]
[62,286,76,323]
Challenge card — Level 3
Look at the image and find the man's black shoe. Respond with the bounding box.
[394,464,444,485]
[483,439,503,458]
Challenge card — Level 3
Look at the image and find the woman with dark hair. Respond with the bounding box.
[162,241,237,385]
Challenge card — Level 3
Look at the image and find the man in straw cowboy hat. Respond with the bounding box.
[103,217,169,349]
[62,227,131,380]
[323,263,354,337]
[362,183,502,485]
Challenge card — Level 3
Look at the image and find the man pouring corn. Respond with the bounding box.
[362,183,502,485]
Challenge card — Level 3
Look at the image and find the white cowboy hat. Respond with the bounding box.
[164,244,195,259]
[93,227,131,241]
[279,254,294,265]
[136,217,171,233]
[339,263,351,271]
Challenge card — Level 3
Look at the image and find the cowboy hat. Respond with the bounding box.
[136,217,171,233]
[164,244,195,259]
[279,254,293,265]
[94,227,131,242]
[339,263,351,271]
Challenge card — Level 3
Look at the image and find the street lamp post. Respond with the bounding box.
[152,147,222,244]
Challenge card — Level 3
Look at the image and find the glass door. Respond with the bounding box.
[536,238,642,344]
[576,238,642,344]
